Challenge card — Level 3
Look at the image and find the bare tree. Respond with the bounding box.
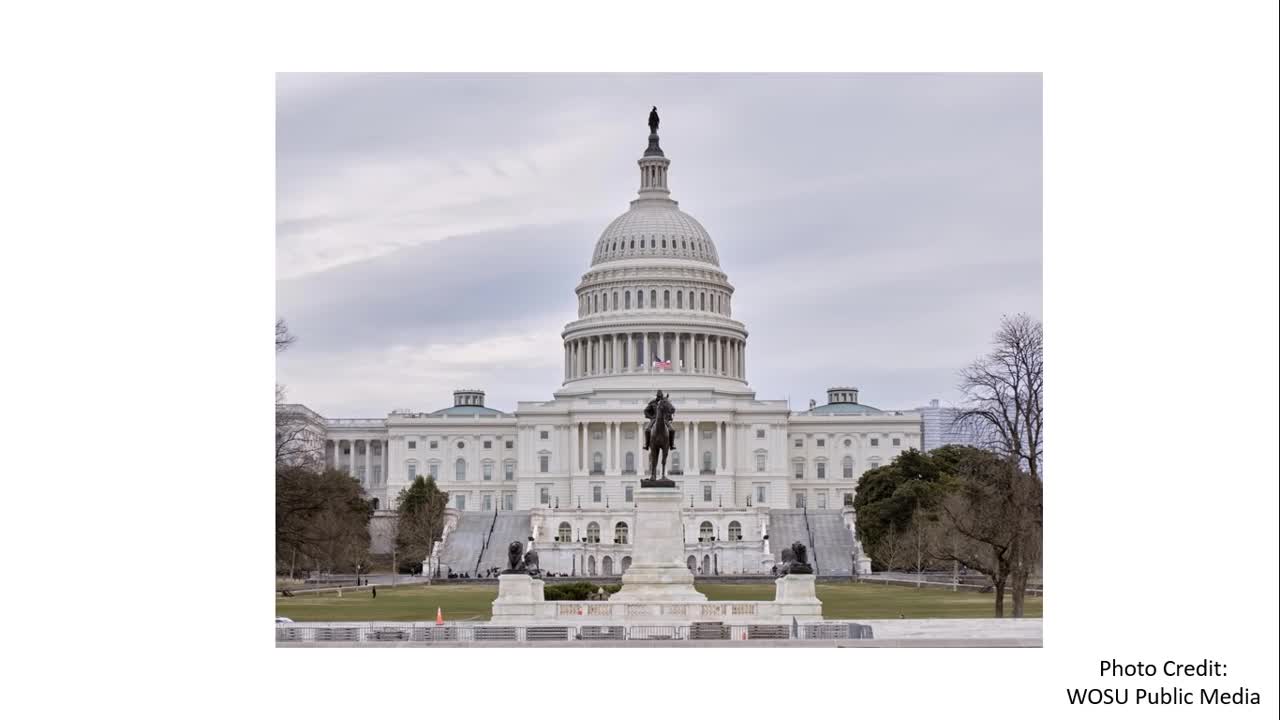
[874,520,908,573]
[955,314,1043,617]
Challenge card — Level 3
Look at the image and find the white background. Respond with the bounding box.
[1,1,1275,718]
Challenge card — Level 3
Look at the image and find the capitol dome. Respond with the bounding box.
[560,114,749,393]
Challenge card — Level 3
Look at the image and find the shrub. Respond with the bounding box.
[543,582,622,601]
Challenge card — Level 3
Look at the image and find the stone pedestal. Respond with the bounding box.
[609,486,707,602]
[773,574,823,620]
[491,573,546,622]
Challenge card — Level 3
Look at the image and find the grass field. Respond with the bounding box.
[275,582,1042,622]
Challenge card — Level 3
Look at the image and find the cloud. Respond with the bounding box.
[277,73,1041,416]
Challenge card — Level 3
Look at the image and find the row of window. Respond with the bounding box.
[404,439,514,451]
[406,458,520,483]
[791,490,856,509]
[552,520,746,544]
[791,456,881,480]
[793,437,901,448]
[597,234,712,259]
[580,287,729,316]
[450,492,517,511]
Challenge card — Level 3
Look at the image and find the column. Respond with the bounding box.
[741,341,746,379]
[613,335,620,374]
[692,423,699,473]
[685,423,693,471]
[570,421,578,476]
[642,333,650,372]
[703,335,710,374]
[606,420,613,472]
[716,422,723,471]
[364,439,372,485]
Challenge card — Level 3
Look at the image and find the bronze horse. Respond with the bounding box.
[645,392,675,487]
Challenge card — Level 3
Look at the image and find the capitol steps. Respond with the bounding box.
[474,512,532,575]
[767,509,856,576]
[436,513,492,575]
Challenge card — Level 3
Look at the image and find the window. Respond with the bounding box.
[455,458,466,482]
[406,461,417,483]
[677,291,683,308]
[539,487,550,505]
[670,450,681,473]
[817,491,827,509]
[756,486,767,503]
[624,452,635,473]
[650,290,656,307]
[483,463,493,481]
[503,493,514,510]
[586,522,600,543]
[702,429,713,439]
[756,454,766,472]
[625,291,631,309]
[343,446,350,455]
[843,438,852,447]
[612,291,618,309]
[457,441,465,449]
[702,484,712,502]
[408,440,417,450]
[794,492,806,508]
[592,452,603,474]
[539,455,549,473]
[483,440,492,449]
[430,440,439,449]
[625,430,635,440]
[702,451,713,472]
[843,493,854,507]
[637,292,644,308]
[614,522,629,544]
[816,438,825,447]
[557,522,572,542]
[816,462,826,479]
[892,437,901,447]
[539,430,549,440]
[699,521,714,542]
[592,485,602,503]
[663,290,670,308]
[870,438,879,447]
[728,521,742,541]
[756,429,765,439]
[624,485,634,502]
[504,463,514,481]
[482,494,492,511]
[843,457,854,479]
[505,440,513,449]
[794,438,803,447]
[869,461,880,469]
[592,430,603,440]
[794,462,804,480]
[455,495,466,510]
[429,462,439,480]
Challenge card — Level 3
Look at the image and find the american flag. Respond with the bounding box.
[652,355,671,370]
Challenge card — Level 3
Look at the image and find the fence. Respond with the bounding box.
[276,621,874,644]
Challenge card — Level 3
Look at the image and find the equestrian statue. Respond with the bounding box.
[642,389,676,487]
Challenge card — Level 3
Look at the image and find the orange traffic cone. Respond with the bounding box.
[435,607,444,625]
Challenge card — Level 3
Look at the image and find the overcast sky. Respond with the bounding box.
[276,73,1041,418]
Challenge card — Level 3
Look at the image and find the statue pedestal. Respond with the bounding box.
[609,486,706,603]
[491,573,546,622]
[773,574,823,620]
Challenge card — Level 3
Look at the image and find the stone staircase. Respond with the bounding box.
[435,511,532,576]
[767,509,857,576]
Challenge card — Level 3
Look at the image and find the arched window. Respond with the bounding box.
[455,458,466,482]
[621,556,632,572]
[557,522,572,542]
[614,522,629,544]
[587,556,597,575]
[630,239,635,250]
[700,292,706,310]
[625,451,635,473]
[592,451,603,473]
[586,522,600,543]
[676,290,683,308]
[843,456,854,479]
[625,291,631,309]
[612,291,618,309]
[661,237,666,248]
[699,521,714,542]
[602,556,614,574]
[637,291,644,309]
[663,290,670,308]
[592,295,597,313]
[728,521,742,541]
[755,452,767,472]
[602,294,608,311]
[687,556,697,572]
[670,450,681,473]
[650,290,657,307]
[702,450,713,472]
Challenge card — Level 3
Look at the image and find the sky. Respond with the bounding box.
[276,73,1042,418]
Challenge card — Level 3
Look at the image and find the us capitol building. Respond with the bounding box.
[285,117,922,577]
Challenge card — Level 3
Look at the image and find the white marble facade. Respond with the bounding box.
[294,124,921,570]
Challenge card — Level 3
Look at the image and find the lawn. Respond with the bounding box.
[276,581,1041,622]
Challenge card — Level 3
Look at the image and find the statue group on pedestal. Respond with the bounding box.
[642,390,676,487]
[778,542,813,575]
[503,540,540,576]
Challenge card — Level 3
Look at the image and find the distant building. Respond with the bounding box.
[918,399,984,452]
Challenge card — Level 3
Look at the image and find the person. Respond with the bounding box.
[372,586,377,599]
[641,390,676,451]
